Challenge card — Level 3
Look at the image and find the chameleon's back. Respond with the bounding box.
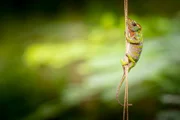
[127,18,143,62]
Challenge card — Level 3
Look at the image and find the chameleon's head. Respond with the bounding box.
[127,18,142,32]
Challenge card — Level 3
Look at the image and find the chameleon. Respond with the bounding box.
[116,18,143,106]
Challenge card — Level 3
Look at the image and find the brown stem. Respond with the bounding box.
[123,0,129,120]
[125,66,129,120]
[124,0,128,30]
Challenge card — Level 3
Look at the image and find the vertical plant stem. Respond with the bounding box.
[125,67,129,120]
[124,0,128,31]
[123,0,129,120]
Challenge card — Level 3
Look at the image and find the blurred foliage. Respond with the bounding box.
[1,0,180,120]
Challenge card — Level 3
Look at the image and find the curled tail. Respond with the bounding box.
[116,70,132,106]
[116,72,126,106]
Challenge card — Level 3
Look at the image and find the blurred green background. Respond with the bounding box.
[1,0,180,120]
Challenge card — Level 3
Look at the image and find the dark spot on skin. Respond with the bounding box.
[132,22,136,26]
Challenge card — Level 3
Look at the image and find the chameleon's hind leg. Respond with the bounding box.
[126,54,136,72]
[128,62,135,72]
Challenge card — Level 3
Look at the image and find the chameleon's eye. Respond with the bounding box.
[132,22,136,26]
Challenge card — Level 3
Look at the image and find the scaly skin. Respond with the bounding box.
[116,18,143,106]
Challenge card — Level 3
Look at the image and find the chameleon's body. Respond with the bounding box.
[116,18,143,106]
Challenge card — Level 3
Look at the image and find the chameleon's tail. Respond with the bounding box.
[116,69,132,106]
[116,72,125,106]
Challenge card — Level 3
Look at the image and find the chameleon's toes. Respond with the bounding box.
[120,59,128,66]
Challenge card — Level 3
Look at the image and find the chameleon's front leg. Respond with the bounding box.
[126,35,142,44]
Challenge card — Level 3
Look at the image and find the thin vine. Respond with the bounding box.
[123,0,130,120]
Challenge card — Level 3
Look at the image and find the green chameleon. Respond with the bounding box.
[116,18,143,106]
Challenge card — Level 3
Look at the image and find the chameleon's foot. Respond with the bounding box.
[120,59,128,66]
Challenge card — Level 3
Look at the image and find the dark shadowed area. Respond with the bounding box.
[0,0,180,120]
